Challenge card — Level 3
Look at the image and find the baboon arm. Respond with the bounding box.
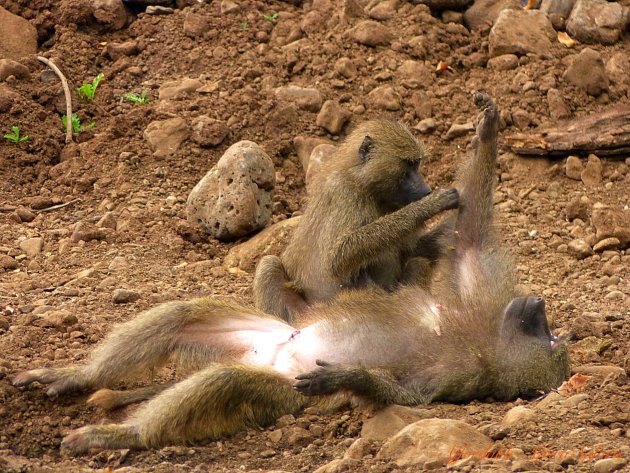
[294,361,426,406]
[331,191,455,280]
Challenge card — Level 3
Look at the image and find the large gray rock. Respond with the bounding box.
[463,0,520,31]
[0,7,37,60]
[566,0,626,45]
[376,418,492,467]
[489,10,556,58]
[563,48,609,96]
[187,141,275,241]
[144,117,190,157]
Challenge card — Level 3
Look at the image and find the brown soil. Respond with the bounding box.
[0,1,629,472]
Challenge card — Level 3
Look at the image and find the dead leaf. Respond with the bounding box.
[558,373,590,396]
[557,31,576,48]
[435,61,453,74]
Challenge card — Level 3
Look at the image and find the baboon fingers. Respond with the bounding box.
[61,424,140,455]
[13,367,86,396]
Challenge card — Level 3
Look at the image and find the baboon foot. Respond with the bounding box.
[13,367,86,396]
[294,360,348,396]
[473,92,499,142]
[61,424,141,455]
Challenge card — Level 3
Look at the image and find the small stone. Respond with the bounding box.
[220,0,240,14]
[15,206,36,222]
[313,458,360,473]
[183,12,209,37]
[0,254,18,270]
[191,116,229,147]
[464,0,521,31]
[368,0,397,20]
[112,289,140,304]
[489,10,555,58]
[445,122,474,140]
[414,118,437,134]
[593,237,620,253]
[293,135,332,171]
[19,237,43,257]
[158,78,203,100]
[349,20,392,47]
[267,429,283,443]
[511,109,530,130]
[91,0,128,30]
[144,117,190,158]
[316,100,351,135]
[285,426,313,446]
[592,208,630,247]
[275,85,322,112]
[72,222,108,243]
[574,364,626,378]
[397,60,433,88]
[580,154,602,186]
[259,449,276,458]
[362,405,432,441]
[502,406,534,426]
[146,5,174,15]
[368,86,401,111]
[0,59,30,81]
[563,48,609,96]
[593,458,627,473]
[334,57,357,79]
[487,54,519,70]
[567,239,593,259]
[37,310,78,329]
[565,156,583,180]
[546,88,571,120]
[105,40,139,61]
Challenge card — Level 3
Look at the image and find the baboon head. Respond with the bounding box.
[340,120,432,212]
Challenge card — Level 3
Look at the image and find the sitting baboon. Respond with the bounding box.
[13,94,569,454]
[253,119,459,322]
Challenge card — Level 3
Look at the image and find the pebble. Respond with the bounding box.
[593,458,626,473]
[19,237,43,257]
[316,100,351,135]
[190,116,229,147]
[275,85,322,112]
[487,54,519,71]
[146,6,174,15]
[112,289,140,304]
[414,118,436,134]
[349,20,392,47]
[72,222,108,243]
[489,10,555,58]
[580,154,603,186]
[563,48,609,96]
[144,117,190,158]
[0,254,18,270]
[445,122,474,140]
[593,237,620,253]
[502,406,535,426]
[565,156,583,180]
[567,239,593,259]
[368,85,401,111]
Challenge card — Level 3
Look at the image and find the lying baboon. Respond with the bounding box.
[13,94,569,454]
[254,119,459,322]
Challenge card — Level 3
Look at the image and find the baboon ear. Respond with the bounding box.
[359,135,373,163]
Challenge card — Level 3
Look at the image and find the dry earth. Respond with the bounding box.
[0,0,629,472]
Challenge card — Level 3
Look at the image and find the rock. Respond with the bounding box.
[487,54,519,70]
[334,57,357,79]
[105,40,139,60]
[146,5,174,15]
[0,59,30,81]
[183,12,209,37]
[593,458,626,473]
[567,239,592,259]
[158,78,203,100]
[293,135,331,172]
[144,117,190,158]
[220,0,240,14]
[464,0,520,31]
[112,289,140,304]
[362,405,433,441]
[563,48,609,96]
[580,154,602,186]
[313,458,360,473]
[187,141,275,241]
[0,7,38,60]
[376,418,492,467]
[565,196,589,221]
[511,109,531,130]
[0,254,18,270]
[541,0,577,28]
[316,100,351,135]
[396,60,433,88]
[489,10,555,58]
[191,116,229,147]
[445,122,474,140]
[592,209,630,248]
[368,0,398,20]
[224,217,301,272]
[285,426,313,446]
[15,206,36,222]
[606,52,630,88]
[344,438,375,460]
[546,88,571,120]
[593,237,620,253]
[565,156,583,180]
[300,10,326,35]
[442,10,464,24]
[368,86,401,111]
[37,310,78,329]
[306,144,337,189]
[71,222,108,243]
[414,118,436,134]
[349,20,392,47]
[19,238,43,257]
[502,406,535,426]
[566,0,625,45]
[574,364,626,378]
[91,0,128,30]
[275,85,322,112]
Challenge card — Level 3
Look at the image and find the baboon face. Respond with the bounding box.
[356,134,432,211]
[501,296,559,350]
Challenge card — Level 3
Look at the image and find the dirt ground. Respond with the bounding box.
[0,0,629,472]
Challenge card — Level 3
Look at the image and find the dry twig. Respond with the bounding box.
[37,56,73,144]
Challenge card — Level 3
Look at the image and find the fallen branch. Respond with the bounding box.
[37,56,73,144]
[36,198,81,213]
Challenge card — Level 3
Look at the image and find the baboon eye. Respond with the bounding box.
[359,135,373,163]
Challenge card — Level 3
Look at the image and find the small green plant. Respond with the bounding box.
[4,126,29,144]
[61,114,95,134]
[261,12,278,21]
[77,73,104,101]
[240,20,249,29]
[124,91,150,104]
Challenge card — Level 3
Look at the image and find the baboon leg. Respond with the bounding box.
[294,360,427,406]
[88,383,174,410]
[61,365,307,454]
[253,255,308,323]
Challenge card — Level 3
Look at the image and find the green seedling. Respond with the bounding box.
[77,73,104,101]
[240,20,249,29]
[124,91,150,104]
[61,114,95,134]
[262,12,278,21]
[4,126,29,144]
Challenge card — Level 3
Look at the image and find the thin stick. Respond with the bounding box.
[0,207,17,212]
[37,56,73,144]
[36,198,81,213]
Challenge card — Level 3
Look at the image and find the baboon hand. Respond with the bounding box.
[13,367,84,396]
[60,427,94,456]
[433,188,460,211]
[473,92,499,143]
[293,359,345,396]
